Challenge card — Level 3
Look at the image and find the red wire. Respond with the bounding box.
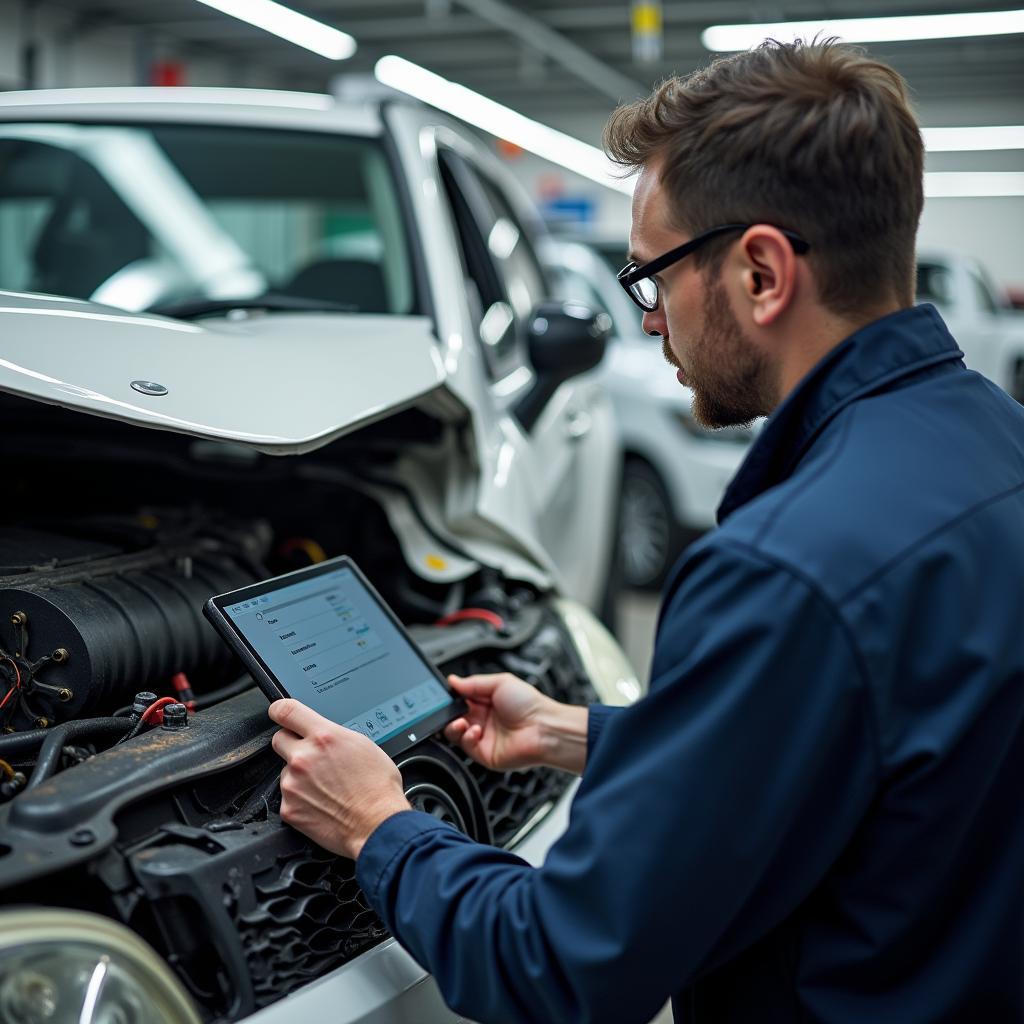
[171,672,197,712]
[0,657,22,711]
[141,696,178,725]
[435,608,506,630]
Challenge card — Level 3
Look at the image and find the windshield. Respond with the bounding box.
[0,122,416,316]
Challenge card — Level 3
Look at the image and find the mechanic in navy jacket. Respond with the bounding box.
[268,39,1024,1023]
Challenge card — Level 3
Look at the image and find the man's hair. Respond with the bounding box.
[604,39,924,315]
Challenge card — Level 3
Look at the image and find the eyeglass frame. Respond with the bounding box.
[616,222,811,313]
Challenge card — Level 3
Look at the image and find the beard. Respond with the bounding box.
[663,279,774,429]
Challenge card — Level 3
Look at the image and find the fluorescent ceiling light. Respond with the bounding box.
[193,0,355,60]
[374,55,632,195]
[923,125,1024,152]
[925,172,1024,197]
[702,10,1024,50]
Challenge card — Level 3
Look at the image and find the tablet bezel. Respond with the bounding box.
[204,555,465,758]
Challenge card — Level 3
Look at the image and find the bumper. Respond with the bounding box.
[244,782,575,1024]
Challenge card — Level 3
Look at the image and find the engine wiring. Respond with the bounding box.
[24,718,134,791]
[0,655,22,723]
[171,672,197,711]
[117,695,179,743]
[435,608,507,631]
[0,757,25,799]
[141,696,178,726]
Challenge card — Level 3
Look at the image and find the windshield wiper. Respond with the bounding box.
[150,292,358,320]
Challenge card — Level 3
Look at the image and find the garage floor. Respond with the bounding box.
[617,588,661,683]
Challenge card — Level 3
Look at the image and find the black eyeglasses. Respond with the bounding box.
[616,223,811,312]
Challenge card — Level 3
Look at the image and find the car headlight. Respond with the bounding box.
[552,598,643,705]
[0,909,201,1024]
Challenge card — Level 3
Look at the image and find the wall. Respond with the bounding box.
[0,0,279,91]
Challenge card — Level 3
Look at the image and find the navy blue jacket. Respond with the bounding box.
[357,305,1024,1022]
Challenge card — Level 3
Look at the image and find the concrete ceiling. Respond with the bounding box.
[29,1,1024,133]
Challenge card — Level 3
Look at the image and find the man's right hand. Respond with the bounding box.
[444,673,589,775]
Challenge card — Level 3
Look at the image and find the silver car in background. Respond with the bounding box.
[544,237,754,589]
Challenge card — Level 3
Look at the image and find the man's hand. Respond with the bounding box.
[444,673,589,775]
[269,699,411,861]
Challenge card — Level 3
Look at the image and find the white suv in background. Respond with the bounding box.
[916,250,1024,403]
[0,88,637,1024]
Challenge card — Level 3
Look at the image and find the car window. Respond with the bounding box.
[475,174,549,315]
[968,268,1000,315]
[438,148,528,380]
[916,262,952,306]
[0,139,148,297]
[0,124,415,315]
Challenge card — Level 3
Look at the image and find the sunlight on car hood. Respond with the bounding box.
[0,291,446,454]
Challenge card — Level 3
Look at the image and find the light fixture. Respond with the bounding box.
[193,0,355,60]
[925,172,1024,197]
[923,126,1024,152]
[702,9,1024,50]
[0,908,202,1024]
[374,55,633,195]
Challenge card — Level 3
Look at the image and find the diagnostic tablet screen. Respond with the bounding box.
[219,562,455,744]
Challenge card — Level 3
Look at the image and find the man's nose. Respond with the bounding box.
[642,308,665,338]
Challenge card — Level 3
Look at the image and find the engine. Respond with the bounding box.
[0,518,268,730]
[0,523,593,1018]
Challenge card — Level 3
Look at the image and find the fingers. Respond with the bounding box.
[271,726,302,762]
[447,672,521,700]
[444,717,484,757]
[444,717,469,743]
[268,698,328,736]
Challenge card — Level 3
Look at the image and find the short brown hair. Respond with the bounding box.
[604,38,924,315]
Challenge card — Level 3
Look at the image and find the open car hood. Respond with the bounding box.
[0,292,446,454]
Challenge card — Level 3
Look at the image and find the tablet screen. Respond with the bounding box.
[218,561,455,745]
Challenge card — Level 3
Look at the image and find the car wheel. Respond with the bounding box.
[618,459,680,590]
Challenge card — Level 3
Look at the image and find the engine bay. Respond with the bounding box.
[0,394,596,1020]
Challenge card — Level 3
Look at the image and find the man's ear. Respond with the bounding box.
[737,226,799,327]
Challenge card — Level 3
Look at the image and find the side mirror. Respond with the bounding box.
[515,301,611,432]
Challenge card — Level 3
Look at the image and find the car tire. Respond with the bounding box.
[618,458,681,591]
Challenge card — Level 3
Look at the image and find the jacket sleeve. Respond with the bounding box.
[586,701,621,755]
[356,539,878,1024]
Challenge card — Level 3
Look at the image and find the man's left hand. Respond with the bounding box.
[269,699,411,860]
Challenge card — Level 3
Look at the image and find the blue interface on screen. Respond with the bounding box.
[223,566,453,744]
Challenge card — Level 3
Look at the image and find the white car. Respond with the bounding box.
[544,238,754,588]
[916,250,1024,402]
[0,89,639,1024]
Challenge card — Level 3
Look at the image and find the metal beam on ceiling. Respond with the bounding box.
[452,0,647,104]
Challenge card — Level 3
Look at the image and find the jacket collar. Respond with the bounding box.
[718,304,964,524]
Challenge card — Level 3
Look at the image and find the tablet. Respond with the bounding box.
[204,555,465,758]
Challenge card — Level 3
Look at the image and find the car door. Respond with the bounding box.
[435,146,619,608]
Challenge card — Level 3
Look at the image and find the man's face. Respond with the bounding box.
[628,164,773,428]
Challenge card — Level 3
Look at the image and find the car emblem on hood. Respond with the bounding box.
[130,380,169,397]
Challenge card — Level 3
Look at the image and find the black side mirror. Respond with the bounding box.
[515,301,611,432]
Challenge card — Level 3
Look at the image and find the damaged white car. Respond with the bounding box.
[0,89,637,1024]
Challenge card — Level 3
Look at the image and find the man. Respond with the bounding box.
[269,39,1024,1022]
